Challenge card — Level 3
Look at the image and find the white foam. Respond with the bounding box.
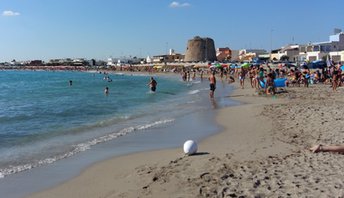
[0,118,175,179]
[188,90,200,95]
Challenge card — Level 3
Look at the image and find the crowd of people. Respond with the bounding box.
[203,62,344,96]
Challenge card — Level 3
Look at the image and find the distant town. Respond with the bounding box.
[1,28,344,69]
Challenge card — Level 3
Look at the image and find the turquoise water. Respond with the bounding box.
[0,70,216,178]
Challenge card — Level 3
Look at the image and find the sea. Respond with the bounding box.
[0,70,237,197]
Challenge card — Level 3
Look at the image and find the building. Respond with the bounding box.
[184,36,217,62]
[29,60,44,66]
[270,49,281,61]
[230,50,240,61]
[150,48,184,63]
[270,44,300,62]
[151,53,184,63]
[238,49,267,62]
[329,51,344,63]
[300,30,344,61]
[268,29,344,63]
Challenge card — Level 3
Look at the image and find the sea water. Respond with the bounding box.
[0,70,236,197]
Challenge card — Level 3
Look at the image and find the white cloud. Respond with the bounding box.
[169,1,191,8]
[2,10,20,17]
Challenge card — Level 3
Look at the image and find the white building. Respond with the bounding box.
[146,56,152,64]
[300,30,344,62]
[270,44,300,62]
[106,58,116,67]
[238,49,267,61]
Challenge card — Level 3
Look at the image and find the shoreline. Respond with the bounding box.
[29,80,344,197]
[27,81,291,198]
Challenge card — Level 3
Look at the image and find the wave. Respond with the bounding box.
[0,118,174,179]
[188,90,200,95]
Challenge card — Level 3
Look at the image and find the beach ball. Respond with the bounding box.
[183,140,198,155]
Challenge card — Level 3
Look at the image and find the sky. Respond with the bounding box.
[1,0,344,62]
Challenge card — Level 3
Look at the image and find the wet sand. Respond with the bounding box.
[29,82,344,197]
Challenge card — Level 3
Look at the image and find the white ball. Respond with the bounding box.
[183,140,198,155]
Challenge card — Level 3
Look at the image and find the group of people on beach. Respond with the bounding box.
[206,61,344,96]
[92,60,344,100]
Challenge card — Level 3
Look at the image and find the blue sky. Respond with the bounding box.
[1,0,344,62]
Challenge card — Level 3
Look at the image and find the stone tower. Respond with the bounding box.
[184,36,217,62]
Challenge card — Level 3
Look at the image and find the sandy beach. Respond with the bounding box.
[29,80,344,197]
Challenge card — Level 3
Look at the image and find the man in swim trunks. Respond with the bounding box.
[239,67,247,89]
[209,72,216,98]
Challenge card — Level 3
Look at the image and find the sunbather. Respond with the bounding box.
[310,144,344,153]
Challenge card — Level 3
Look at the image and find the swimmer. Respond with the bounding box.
[69,80,73,86]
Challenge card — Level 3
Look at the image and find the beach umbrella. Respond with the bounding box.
[215,63,222,68]
[209,63,219,68]
[241,62,250,68]
[340,65,344,70]
[230,64,236,69]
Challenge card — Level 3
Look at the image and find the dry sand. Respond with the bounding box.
[29,82,344,198]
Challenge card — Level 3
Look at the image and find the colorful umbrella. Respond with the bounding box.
[241,63,250,68]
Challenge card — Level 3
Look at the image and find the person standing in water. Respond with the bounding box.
[69,80,73,86]
[104,86,109,95]
[209,71,216,98]
[148,77,157,92]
